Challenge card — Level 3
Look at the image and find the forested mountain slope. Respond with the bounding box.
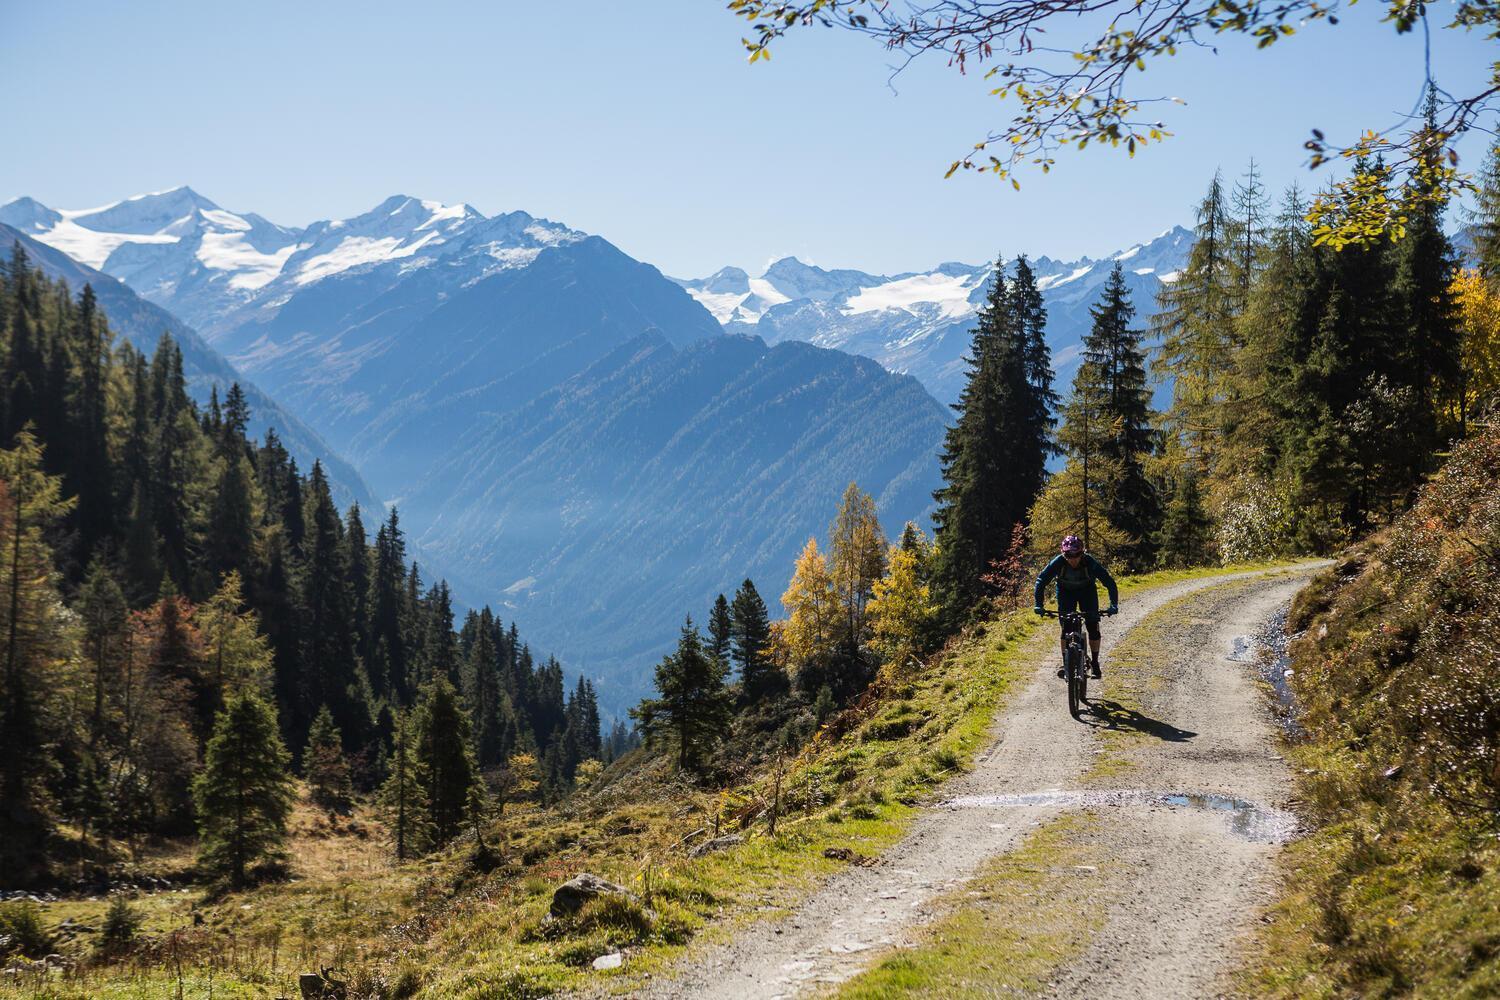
[0,223,376,510]
[413,332,949,712]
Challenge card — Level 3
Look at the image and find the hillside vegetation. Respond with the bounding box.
[1239,428,1500,998]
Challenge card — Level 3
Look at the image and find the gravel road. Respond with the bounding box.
[628,566,1320,999]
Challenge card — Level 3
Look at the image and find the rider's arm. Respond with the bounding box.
[1034,556,1061,608]
[1090,555,1119,608]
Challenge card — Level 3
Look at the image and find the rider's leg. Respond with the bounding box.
[1084,608,1102,677]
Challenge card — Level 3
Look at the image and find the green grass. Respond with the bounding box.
[832,812,1123,999]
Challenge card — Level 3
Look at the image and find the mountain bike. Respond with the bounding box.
[1039,610,1096,719]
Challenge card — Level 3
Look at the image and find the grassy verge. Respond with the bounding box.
[1233,555,1500,998]
[3,562,1290,999]
[831,811,1123,999]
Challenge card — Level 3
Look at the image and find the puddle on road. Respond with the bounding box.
[941,788,1297,844]
[1230,604,1302,733]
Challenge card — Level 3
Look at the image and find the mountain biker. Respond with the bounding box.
[1033,535,1118,679]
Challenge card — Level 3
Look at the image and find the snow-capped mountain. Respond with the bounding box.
[674,226,1193,402]
[0,188,584,336]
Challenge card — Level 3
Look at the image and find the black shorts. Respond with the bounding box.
[1058,591,1101,641]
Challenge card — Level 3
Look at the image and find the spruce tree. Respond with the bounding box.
[729,579,777,703]
[1154,172,1240,474]
[931,256,1053,625]
[377,710,432,860]
[1081,263,1159,566]
[413,676,479,843]
[192,691,295,888]
[707,594,732,669]
[297,462,371,756]
[631,618,731,773]
[1157,472,1212,568]
[303,705,353,813]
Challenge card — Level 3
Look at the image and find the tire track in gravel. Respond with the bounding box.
[630,564,1322,999]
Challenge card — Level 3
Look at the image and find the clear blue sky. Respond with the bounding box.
[1,0,1492,277]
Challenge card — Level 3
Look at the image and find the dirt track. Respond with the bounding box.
[629,565,1320,999]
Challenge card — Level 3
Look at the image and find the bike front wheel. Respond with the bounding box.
[1067,646,1083,718]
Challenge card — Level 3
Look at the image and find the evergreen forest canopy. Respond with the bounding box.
[0,246,610,886]
[628,145,1500,777]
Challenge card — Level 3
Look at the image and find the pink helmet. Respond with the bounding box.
[1061,535,1083,554]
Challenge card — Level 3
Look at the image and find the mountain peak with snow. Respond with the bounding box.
[0,189,587,330]
[673,225,1193,401]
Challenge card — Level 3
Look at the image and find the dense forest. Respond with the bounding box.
[0,247,609,886]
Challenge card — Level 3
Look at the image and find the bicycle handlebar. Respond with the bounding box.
[1036,608,1117,618]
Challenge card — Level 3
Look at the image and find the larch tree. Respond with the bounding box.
[0,432,75,878]
[828,482,887,653]
[192,571,274,704]
[867,544,938,669]
[780,539,840,666]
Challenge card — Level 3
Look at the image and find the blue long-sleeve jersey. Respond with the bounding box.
[1034,553,1118,609]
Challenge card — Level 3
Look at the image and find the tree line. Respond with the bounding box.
[0,247,606,885]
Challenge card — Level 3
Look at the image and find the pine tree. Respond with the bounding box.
[730,579,777,703]
[303,705,353,814]
[631,618,731,773]
[370,509,409,703]
[192,691,295,888]
[377,710,432,860]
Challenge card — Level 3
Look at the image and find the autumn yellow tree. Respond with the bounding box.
[828,482,887,651]
[1451,269,1500,434]
[193,571,274,704]
[780,538,839,665]
[867,545,938,669]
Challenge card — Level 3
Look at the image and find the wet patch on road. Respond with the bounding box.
[939,788,1298,844]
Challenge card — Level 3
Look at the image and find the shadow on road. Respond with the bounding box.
[1084,699,1198,742]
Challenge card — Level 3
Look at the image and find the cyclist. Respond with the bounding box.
[1033,535,1118,679]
